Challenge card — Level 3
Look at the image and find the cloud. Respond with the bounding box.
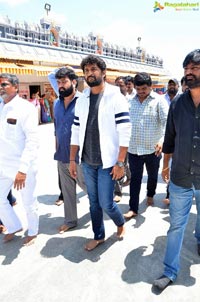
[0,0,29,6]
[48,12,68,27]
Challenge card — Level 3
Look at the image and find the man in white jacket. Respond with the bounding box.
[69,55,131,251]
[0,73,39,245]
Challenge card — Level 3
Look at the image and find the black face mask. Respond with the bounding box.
[59,84,74,100]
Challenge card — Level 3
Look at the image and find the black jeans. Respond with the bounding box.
[128,152,161,214]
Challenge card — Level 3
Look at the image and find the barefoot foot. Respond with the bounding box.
[55,199,63,206]
[3,228,23,243]
[117,225,125,239]
[58,224,76,234]
[84,239,105,251]
[146,197,154,206]
[123,210,137,220]
[23,235,37,246]
[0,224,7,234]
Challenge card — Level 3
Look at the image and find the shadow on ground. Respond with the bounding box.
[121,212,200,291]
[40,234,120,263]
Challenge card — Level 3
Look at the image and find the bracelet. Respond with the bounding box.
[162,167,169,171]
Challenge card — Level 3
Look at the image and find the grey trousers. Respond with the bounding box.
[58,161,86,227]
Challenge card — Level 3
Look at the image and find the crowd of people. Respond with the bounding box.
[0,49,200,291]
[29,91,54,124]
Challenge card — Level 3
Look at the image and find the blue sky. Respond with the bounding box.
[0,0,199,79]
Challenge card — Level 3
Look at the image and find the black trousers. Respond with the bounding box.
[128,152,161,213]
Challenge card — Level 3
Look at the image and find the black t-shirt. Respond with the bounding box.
[82,92,103,166]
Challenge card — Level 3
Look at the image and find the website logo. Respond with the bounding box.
[153,1,199,12]
[154,1,164,12]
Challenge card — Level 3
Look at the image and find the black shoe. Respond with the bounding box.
[153,275,172,290]
[197,243,200,256]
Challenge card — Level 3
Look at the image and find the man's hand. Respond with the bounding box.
[110,165,125,180]
[162,167,170,183]
[69,161,77,179]
[155,142,162,156]
[14,172,26,190]
[161,153,172,183]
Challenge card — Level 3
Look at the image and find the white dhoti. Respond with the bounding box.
[0,167,39,236]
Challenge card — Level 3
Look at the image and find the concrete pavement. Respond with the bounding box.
[0,123,200,302]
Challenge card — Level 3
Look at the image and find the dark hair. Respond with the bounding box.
[0,73,19,85]
[55,67,78,82]
[125,75,134,85]
[134,72,152,86]
[183,49,200,67]
[80,54,106,72]
[180,76,185,85]
[115,76,126,84]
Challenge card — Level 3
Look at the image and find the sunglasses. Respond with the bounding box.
[0,83,10,88]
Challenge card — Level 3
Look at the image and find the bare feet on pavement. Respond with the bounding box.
[114,195,122,203]
[55,199,63,206]
[146,197,154,206]
[3,228,23,243]
[59,224,75,234]
[0,224,7,233]
[123,210,137,219]
[162,198,170,205]
[23,235,37,246]
[117,225,125,239]
[84,239,105,251]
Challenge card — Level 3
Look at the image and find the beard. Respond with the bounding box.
[85,76,103,87]
[59,84,74,99]
[168,88,178,96]
[0,92,6,100]
[0,91,16,102]
[185,75,200,89]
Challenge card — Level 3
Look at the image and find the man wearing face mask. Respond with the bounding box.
[48,67,86,234]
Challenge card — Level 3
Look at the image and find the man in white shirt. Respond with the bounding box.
[69,55,131,251]
[125,75,136,102]
[0,73,39,245]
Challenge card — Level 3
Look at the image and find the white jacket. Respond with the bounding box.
[71,82,131,168]
[0,95,39,178]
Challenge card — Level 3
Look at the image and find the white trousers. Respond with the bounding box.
[0,168,39,236]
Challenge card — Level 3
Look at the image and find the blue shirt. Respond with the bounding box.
[54,96,79,163]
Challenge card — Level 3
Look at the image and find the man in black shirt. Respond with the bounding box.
[153,49,200,290]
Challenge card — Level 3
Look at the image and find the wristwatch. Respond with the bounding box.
[116,161,124,168]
